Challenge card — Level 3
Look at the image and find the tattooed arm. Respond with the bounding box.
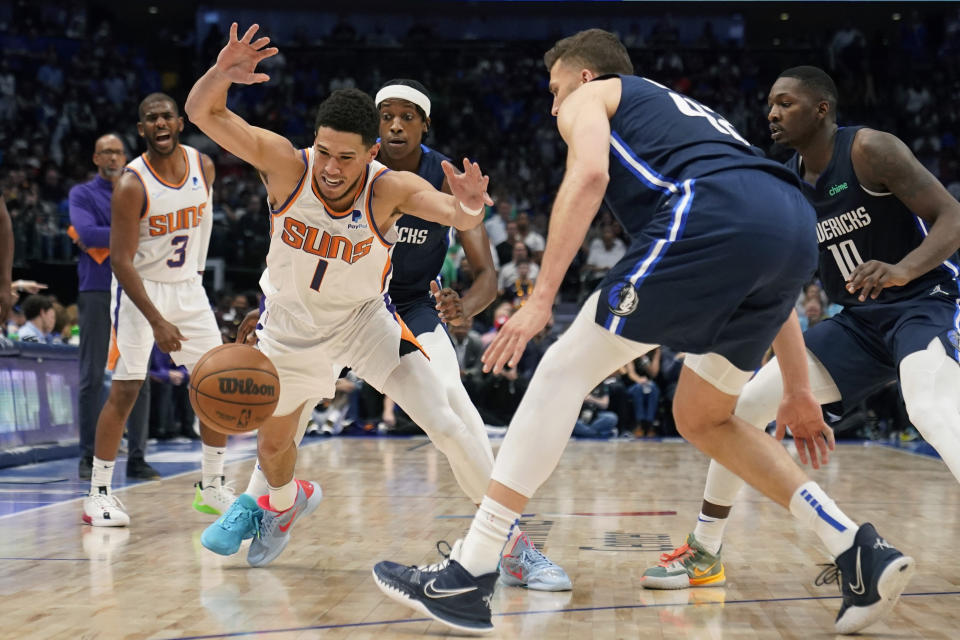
[845,128,960,300]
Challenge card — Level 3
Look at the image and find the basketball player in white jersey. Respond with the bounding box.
[82,94,235,527]
[186,24,501,567]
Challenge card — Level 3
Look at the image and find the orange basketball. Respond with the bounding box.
[189,343,280,435]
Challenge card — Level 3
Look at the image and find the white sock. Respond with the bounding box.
[693,513,727,555]
[267,479,298,512]
[201,444,226,488]
[245,461,269,498]
[459,496,520,577]
[789,481,858,558]
[91,457,115,495]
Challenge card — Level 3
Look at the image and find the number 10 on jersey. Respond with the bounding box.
[826,239,864,281]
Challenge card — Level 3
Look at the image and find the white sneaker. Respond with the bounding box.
[193,477,237,515]
[82,492,130,527]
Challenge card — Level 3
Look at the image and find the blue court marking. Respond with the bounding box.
[871,439,944,461]
[157,590,960,639]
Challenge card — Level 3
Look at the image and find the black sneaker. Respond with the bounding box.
[79,456,93,481]
[126,458,161,480]
[373,541,498,634]
[815,523,915,634]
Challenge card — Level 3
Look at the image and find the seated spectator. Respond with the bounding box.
[495,220,521,266]
[515,211,545,262]
[485,197,513,247]
[572,380,619,438]
[580,225,626,300]
[504,261,536,308]
[800,296,827,332]
[498,242,540,293]
[148,344,196,441]
[17,294,56,343]
[624,349,662,437]
[450,319,484,401]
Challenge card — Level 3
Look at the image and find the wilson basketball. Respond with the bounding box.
[189,343,280,435]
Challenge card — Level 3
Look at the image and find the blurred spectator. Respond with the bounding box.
[624,349,662,437]
[17,294,56,343]
[572,381,619,439]
[800,296,827,332]
[450,319,484,400]
[485,198,513,247]
[0,196,12,328]
[148,344,196,443]
[498,242,540,293]
[495,219,520,266]
[515,212,545,262]
[580,225,626,301]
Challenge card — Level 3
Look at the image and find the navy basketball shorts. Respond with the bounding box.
[596,169,818,372]
[394,295,443,337]
[804,295,960,409]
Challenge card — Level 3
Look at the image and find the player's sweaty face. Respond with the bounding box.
[767,77,819,147]
[139,101,183,155]
[312,127,378,206]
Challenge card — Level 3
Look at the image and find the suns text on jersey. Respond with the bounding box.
[816,206,872,244]
[280,217,374,264]
[148,203,207,236]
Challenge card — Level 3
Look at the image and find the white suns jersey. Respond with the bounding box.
[125,145,212,283]
[260,151,397,327]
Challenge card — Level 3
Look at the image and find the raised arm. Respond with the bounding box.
[371,158,491,234]
[185,22,302,203]
[482,80,612,373]
[846,128,960,300]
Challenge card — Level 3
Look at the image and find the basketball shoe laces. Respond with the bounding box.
[417,540,454,572]
[223,499,262,538]
[511,541,554,575]
[657,543,694,567]
[814,563,841,591]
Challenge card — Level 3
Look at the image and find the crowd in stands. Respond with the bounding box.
[3,2,959,443]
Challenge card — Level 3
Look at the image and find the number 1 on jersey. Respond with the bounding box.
[310,257,328,291]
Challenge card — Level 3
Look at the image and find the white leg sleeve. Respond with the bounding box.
[491,291,656,497]
[703,351,841,506]
[417,324,494,473]
[380,352,493,504]
[900,338,960,483]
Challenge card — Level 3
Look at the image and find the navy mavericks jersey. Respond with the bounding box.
[786,126,960,307]
[388,144,451,304]
[602,74,799,238]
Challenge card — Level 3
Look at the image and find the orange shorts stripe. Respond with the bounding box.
[107,327,120,372]
[394,312,429,361]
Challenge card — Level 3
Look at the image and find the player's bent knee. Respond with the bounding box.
[905,402,953,449]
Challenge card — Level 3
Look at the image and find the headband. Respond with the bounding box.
[375,85,431,118]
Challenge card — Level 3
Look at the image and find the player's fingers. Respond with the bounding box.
[809,438,822,469]
[229,22,238,42]
[815,432,830,465]
[774,421,786,441]
[795,437,808,465]
[251,73,271,84]
[824,425,836,451]
[252,36,271,49]
[429,280,441,297]
[241,24,259,43]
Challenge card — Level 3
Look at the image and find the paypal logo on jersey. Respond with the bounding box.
[347,209,368,230]
[192,176,201,189]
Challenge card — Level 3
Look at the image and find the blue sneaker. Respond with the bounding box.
[498,532,572,591]
[200,493,262,556]
[247,479,322,568]
[816,523,915,634]
[373,540,498,634]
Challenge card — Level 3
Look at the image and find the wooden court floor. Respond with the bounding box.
[2,437,958,639]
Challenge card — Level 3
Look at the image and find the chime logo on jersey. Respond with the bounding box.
[280,216,374,264]
[147,202,207,236]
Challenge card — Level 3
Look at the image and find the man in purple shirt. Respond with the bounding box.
[70,133,157,481]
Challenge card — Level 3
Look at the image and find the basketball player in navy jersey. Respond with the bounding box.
[375,79,570,590]
[642,64,960,593]
[373,31,913,635]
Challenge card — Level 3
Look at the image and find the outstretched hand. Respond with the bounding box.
[430,280,466,326]
[441,158,494,216]
[215,23,279,85]
[845,260,911,302]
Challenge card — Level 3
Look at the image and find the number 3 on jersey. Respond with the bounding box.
[827,239,864,280]
[167,235,189,268]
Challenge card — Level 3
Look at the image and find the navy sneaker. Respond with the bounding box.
[815,523,915,634]
[373,540,498,634]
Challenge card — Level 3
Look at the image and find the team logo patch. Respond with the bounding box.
[946,329,960,353]
[608,282,640,317]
